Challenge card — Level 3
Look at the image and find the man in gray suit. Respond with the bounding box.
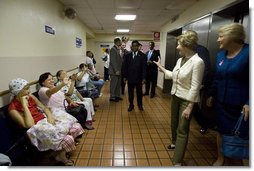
[109,38,122,102]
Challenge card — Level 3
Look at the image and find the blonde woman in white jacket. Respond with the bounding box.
[154,32,205,166]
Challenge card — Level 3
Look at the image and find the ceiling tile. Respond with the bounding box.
[59,0,198,34]
[115,0,143,9]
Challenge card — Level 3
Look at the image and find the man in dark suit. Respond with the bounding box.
[109,38,122,102]
[144,41,160,98]
[123,40,147,111]
[120,43,129,95]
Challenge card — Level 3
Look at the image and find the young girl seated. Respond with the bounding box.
[56,70,95,130]
[8,78,84,166]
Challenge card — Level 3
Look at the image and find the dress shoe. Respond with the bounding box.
[116,97,123,100]
[138,106,144,111]
[128,106,134,112]
[143,93,149,96]
[167,144,175,149]
[109,98,119,102]
[200,127,207,134]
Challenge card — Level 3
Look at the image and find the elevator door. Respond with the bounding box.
[163,29,182,94]
[182,15,211,47]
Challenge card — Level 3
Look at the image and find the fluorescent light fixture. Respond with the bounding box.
[115,15,136,21]
[117,29,130,33]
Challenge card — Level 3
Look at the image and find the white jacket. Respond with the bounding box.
[165,53,204,102]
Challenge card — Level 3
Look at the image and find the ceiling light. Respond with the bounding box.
[115,15,136,21]
[117,29,130,33]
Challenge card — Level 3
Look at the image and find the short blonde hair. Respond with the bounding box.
[218,23,245,44]
[177,31,198,51]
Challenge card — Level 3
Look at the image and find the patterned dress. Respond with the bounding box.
[57,81,95,121]
[8,97,84,151]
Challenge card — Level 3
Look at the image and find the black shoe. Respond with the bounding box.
[167,144,175,149]
[116,97,123,100]
[110,98,119,102]
[150,94,155,98]
[143,93,149,96]
[138,106,144,111]
[128,106,134,112]
[200,127,207,134]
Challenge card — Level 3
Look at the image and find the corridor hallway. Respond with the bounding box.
[13,80,248,167]
[67,81,219,166]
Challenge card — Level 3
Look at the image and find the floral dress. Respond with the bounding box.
[8,97,83,151]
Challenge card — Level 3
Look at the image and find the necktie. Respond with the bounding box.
[133,52,137,59]
[148,51,152,60]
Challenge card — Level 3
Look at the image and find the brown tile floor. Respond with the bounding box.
[34,81,250,166]
[69,81,221,166]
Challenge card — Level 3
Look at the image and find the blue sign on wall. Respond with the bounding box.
[45,25,55,35]
[76,37,82,48]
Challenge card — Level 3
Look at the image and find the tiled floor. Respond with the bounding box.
[69,81,221,166]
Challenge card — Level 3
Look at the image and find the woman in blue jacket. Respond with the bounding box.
[207,23,249,166]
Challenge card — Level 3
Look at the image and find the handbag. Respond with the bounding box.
[221,112,249,159]
[63,100,87,128]
[102,55,108,61]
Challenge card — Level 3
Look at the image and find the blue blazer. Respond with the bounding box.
[210,44,249,105]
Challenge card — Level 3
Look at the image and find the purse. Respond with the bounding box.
[221,112,249,159]
[63,100,87,128]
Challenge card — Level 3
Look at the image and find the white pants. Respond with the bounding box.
[76,97,95,121]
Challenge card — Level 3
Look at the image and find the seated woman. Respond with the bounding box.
[56,70,95,129]
[87,63,105,97]
[38,72,91,130]
[76,63,100,99]
[8,78,84,166]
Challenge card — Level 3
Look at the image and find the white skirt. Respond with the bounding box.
[26,108,77,151]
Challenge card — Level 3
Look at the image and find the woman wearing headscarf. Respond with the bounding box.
[8,78,84,166]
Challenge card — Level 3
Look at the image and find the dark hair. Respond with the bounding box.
[79,63,88,70]
[86,51,91,56]
[114,38,121,44]
[150,41,155,46]
[38,72,52,86]
[79,63,85,69]
[132,40,140,46]
[56,70,63,81]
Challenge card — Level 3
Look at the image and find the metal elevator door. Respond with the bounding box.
[163,28,182,94]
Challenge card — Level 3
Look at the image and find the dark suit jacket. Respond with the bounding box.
[145,50,160,76]
[123,51,147,83]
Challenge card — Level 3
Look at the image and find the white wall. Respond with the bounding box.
[0,0,91,107]
[157,0,238,89]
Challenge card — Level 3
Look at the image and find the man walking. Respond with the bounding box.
[123,40,147,111]
[109,38,122,102]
